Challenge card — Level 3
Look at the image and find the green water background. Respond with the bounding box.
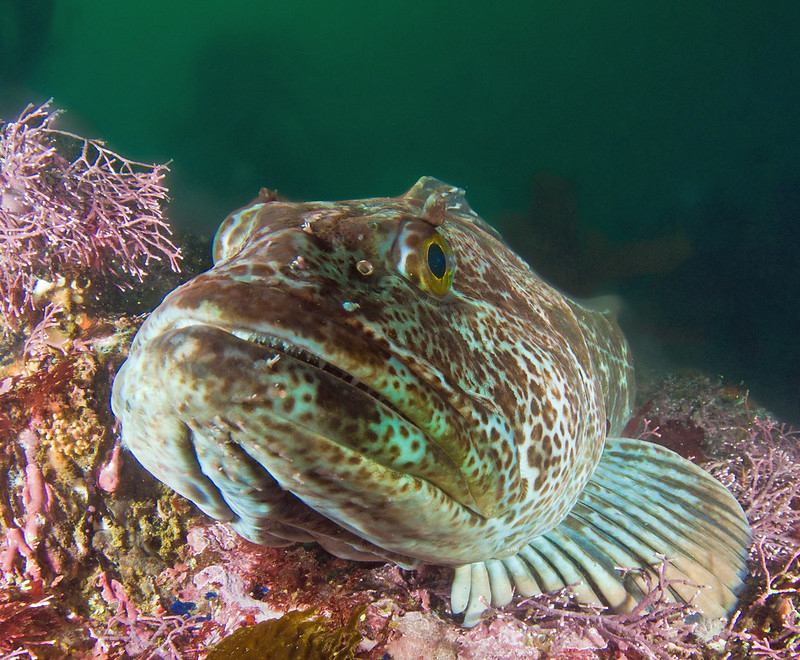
[2,1,799,422]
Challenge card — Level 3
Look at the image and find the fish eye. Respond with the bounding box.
[394,221,454,296]
[427,241,447,279]
[421,234,454,296]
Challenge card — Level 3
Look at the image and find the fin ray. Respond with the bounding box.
[450,437,750,626]
[588,463,748,578]
[596,445,750,543]
[578,476,744,595]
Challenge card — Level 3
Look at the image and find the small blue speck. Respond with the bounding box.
[170,600,196,616]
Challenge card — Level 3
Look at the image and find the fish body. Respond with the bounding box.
[111,177,749,625]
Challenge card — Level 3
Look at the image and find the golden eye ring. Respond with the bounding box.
[420,234,454,296]
[393,221,455,296]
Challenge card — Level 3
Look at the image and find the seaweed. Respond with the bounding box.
[206,605,366,660]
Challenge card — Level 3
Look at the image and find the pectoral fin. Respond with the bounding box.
[451,437,751,627]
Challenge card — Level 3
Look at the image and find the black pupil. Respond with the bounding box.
[427,242,447,279]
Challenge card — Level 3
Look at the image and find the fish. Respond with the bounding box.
[110,177,750,626]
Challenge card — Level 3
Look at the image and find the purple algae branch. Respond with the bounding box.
[0,100,182,331]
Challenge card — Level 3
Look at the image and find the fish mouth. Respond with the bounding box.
[208,324,495,517]
[138,306,506,519]
[214,323,508,519]
[230,329,416,427]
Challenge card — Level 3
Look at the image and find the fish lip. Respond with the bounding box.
[192,323,488,516]
[228,327,418,428]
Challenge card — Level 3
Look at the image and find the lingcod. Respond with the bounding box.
[111,177,750,626]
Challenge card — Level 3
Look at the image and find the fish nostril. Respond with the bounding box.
[356,259,374,276]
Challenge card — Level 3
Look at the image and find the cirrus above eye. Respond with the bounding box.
[393,221,455,296]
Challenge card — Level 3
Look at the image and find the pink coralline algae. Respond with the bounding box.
[706,418,800,559]
[177,524,283,634]
[0,428,55,583]
[0,100,181,330]
[97,438,122,494]
[91,570,212,659]
[507,559,701,660]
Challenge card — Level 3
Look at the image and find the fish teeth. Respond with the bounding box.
[244,331,329,371]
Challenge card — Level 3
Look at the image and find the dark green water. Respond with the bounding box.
[2,1,799,422]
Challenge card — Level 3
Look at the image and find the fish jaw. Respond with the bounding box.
[112,320,520,564]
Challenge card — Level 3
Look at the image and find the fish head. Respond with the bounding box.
[112,177,619,564]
